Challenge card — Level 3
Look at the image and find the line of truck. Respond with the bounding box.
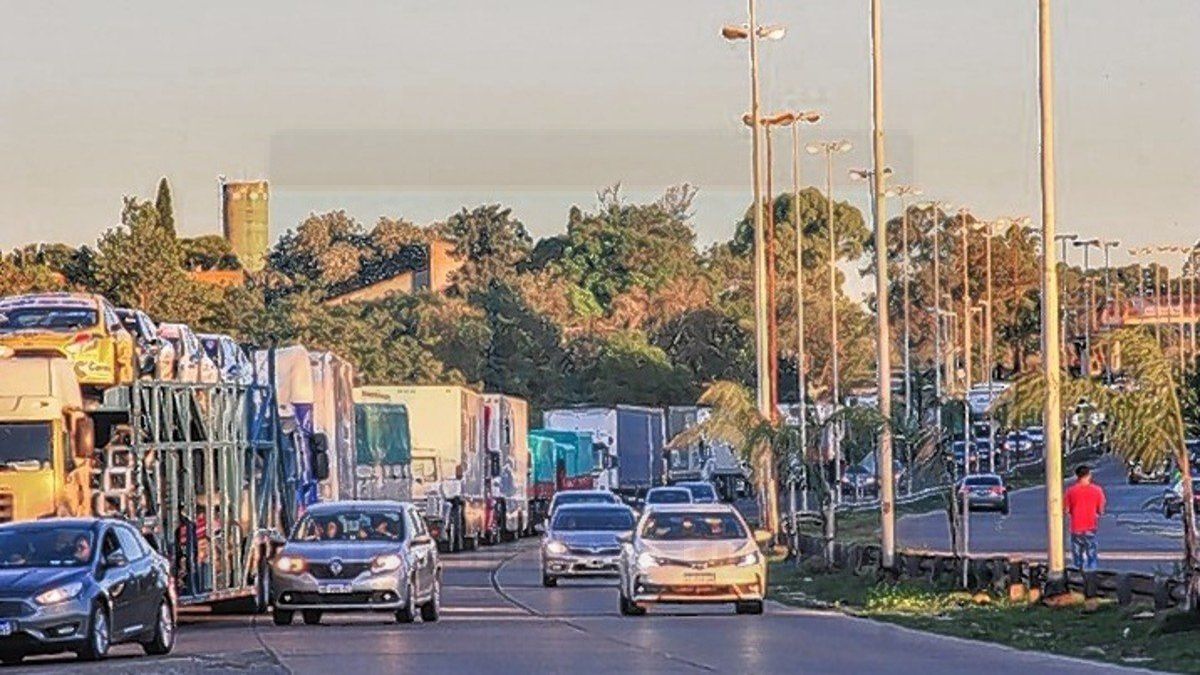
[0,291,749,613]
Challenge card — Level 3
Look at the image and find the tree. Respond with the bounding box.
[180,235,241,270]
[652,308,754,387]
[437,205,532,291]
[471,282,568,410]
[1003,328,1200,611]
[154,177,176,236]
[564,331,695,408]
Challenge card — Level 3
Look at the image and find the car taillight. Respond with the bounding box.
[72,332,93,344]
[990,486,1005,495]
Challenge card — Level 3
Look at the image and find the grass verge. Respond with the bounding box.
[769,561,1200,673]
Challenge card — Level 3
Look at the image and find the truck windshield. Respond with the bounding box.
[0,307,97,333]
[0,422,53,470]
[0,525,95,568]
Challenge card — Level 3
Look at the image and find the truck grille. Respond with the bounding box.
[0,492,12,523]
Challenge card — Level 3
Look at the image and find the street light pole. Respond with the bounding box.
[958,209,973,450]
[1074,238,1100,377]
[1054,233,1078,365]
[889,186,923,427]
[1038,0,1067,589]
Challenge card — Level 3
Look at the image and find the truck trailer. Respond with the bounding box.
[354,385,486,552]
[527,429,596,528]
[542,405,666,500]
[483,394,529,542]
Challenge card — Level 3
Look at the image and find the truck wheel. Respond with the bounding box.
[735,600,764,615]
[254,549,271,613]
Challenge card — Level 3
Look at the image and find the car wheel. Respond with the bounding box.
[619,591,645,616]
[272,609,294,626]
[420,576,441,622]
[141,600,175,655]
[735,600,764,615]
[76,603,110,661]
[1128,475,1139,485]
[302,610,322,626]
[465,532,480,551]
[395,581,417,624]
[542,573,557,588]
[1001,501,1010,516]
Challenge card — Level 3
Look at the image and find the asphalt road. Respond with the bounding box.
[9,539,1145,674]
[898,455,1184,573]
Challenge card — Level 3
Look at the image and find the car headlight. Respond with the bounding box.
[35,581,84,606]
[736,551,762,568]
[274,554,307,574]
[545,540,568,555]
[636,552,660,569]
[371,553,404,574]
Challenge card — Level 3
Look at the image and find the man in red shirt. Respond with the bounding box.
[1063,464,1106,570]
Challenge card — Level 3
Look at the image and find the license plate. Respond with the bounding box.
[683,573,716,583]
[588,559,606,568]
[0,621,13,637]
[319,583,353,594]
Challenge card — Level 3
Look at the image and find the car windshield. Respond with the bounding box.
[640,511,747,541]
[647,489,691,504]
[555,493,614,508]
[0,525,95,568]
[964,476,1002,486]
[293,510,406,542]
[0,306,97,333]
[551,508,634,531]
[0,422,53,470]
[681,484,717,501]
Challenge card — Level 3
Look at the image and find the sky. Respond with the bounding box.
[1,1,1197,279]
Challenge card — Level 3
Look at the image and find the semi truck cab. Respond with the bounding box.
[0,352,95,522]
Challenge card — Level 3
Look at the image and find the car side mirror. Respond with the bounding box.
[72,415,94,460]
[104,551,128,569]
[753,530,772,546]
[312,448,330,481]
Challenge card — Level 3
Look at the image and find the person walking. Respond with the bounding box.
[1063,464,1106,570]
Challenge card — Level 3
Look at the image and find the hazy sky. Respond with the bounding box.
[1,1,1196,273]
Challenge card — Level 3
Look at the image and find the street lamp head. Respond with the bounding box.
[757,24,787,40]
[721,24,750,40]
[1055,233,1079,243]
[1073,238,1101,248]
[805,140,851,155]
[848,169,870,181]
[763,111,796,126]
[797,111,821,124]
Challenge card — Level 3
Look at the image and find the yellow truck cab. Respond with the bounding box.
[0,349,95,523]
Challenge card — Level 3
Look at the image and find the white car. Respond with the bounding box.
[156,323,218,383]
[617,503,769,616]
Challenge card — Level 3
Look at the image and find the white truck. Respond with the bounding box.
[483,394,529,541]
[542,405,666,501]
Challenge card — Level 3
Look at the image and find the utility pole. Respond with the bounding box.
[869,0,895,570]
[958,210,973,452]
[982,221,996,472]
[890,186,922,426]
[1038,0,1066,590]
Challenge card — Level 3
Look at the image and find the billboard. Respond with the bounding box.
[221,179,269,272]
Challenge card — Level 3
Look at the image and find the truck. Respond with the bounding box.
[666,405,750,502]
[0,346,319,611]
[352,395,413,501]
[542,405,666,501]
[354,385,486,552]
[253,345,330,517]
[527,428,596,529]
[483,394,529,542]
[310,351,357,501]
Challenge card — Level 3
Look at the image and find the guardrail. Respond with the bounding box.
[795,534,1185,609]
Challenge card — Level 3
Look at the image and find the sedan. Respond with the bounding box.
[958,474,1010,514]
[157,323,218,383]
[1162,478,1200,519]
[644,487,693,507]
[618,504,769,616]
[115,308,176,381]
[270,501,441,625]
[0,519,175,665]
[674,481,719,504]
[540,503,636,586]
[548,489,620,518]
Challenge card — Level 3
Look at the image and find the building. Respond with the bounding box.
[324,239,464,306]
[221,179,269,272]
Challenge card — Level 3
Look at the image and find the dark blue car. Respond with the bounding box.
[0,518,175,665]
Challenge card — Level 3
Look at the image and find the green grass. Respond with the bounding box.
[769,562,1200,672]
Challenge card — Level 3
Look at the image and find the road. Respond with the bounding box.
[10,540,1143,674]
[898,455,1184,573]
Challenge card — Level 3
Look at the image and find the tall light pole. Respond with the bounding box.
[1054,233,1078,364]
[888,185,923,427]
[721,6,786,534]
[1074,238,1100,377]
[919,201,953,441]
[1159,245,1188,371]
[957,209,973,450]
[1038,0,1066,589]
[807,139,852,503]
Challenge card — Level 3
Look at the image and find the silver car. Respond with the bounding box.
[540,503,636,587]
[270,501,441,625]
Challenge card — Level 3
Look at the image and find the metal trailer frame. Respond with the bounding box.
[93,380,283,607]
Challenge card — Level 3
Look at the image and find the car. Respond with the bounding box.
[540,503,636,587]
[548,489,620,518]
[198,333,253,385]
[840,464,878,497]
[644,487,693,506]
[115,308,176,380]
[1128,458,1172,485]
[1162,478,1200,519]
[156,323,218,383]
[1024,426,1045,448]
[1004,431,1034,459]
[0,518,175,665]
[957,473,1009,514]
[951,441,981,472]
[617,503,769,616]
[674,481,719,504]
[0,293,136,388]
[270,501,441,626]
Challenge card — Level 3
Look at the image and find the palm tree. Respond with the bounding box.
[1001,328,1200,611]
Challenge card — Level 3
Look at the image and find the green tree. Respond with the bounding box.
[437,205,532,291]
[564,331,695,407]
[652,307,754,387]
[471,282,567,409]
[154,177,176,236]
[180,235,241,270]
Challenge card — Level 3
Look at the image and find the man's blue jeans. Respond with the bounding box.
[1071,531,1098,570]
